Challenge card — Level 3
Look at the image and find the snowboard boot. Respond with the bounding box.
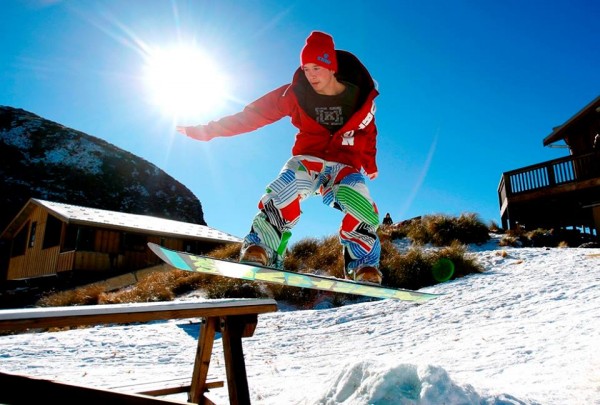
[354,267,383,285]
[240,245,269,267]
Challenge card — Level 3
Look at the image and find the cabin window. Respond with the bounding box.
[76,227,96,251]
[11,222,29,257]
[63,225,77,251]
[28,221,37,248]
[62,226,95,251]
[42,215,62,249]
[124,233,147,252]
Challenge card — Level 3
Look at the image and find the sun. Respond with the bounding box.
[142,45,230,120]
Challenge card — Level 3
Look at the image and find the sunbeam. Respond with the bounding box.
[397,128,440,220]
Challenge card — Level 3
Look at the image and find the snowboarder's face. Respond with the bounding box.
[302,63,337,95]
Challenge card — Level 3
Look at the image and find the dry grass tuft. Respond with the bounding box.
[380,240,483,290]
[36,284,107,307]
[208,242,243,260]
[379,213,490,247]
[500,227,594,248]
[284,236,345,278]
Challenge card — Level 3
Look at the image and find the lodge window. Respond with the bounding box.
[11,222,29,257]
[28,222,37,248]
[124,233,146,252]
[42,215,62,249]
[62,226,95,251]
[63,225,77,251]
[77,227,96,251]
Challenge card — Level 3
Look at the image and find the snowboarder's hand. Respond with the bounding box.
[366,171,378,180]
[176,125,214,141]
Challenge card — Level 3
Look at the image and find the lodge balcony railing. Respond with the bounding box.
[498,152,600,210]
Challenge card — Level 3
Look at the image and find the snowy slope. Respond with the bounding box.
[1,237,599,404]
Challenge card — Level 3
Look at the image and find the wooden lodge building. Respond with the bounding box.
[498,95,600,237]
[0,198,241,285]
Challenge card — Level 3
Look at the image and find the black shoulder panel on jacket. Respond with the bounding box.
[335,50,375,107]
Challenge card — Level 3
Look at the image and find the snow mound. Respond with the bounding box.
[313,360,534,405]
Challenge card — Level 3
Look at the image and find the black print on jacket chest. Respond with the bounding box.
[315,106,343,126]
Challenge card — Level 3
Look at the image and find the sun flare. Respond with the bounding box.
[143,45,230,120]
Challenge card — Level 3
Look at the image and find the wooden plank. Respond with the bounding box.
[110,376,223,396]
[221,315,255,405]
[0,371,190,405]
[138,379,224,397]
[189,317,218,404]
[0,299,278,332]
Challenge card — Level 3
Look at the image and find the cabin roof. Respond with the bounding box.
[1,198,241,244]
[543,95,600,146]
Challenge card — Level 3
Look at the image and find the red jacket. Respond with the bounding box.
[188,50,379,175]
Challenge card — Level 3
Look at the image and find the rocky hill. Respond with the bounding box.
[0,106,206,233]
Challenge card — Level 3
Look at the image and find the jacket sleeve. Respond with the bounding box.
[361,116,378,175]
[186,84,291,140]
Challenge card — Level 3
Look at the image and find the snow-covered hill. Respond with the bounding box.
[0,106,206,232]
[1,236,599,404]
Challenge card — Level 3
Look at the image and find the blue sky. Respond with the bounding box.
[2,0,599,242]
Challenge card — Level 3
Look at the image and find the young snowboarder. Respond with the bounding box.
[177,31,382,284]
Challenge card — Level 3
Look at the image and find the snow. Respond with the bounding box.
[37,137,105,175]
[0,126,33,150]
[1,236,599,404]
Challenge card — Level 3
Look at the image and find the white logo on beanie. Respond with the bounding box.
[317,53,332,65]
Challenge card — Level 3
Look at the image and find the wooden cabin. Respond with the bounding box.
[498,95,600,237]
[0,198,241,284]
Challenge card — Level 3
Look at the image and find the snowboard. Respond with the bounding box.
[148,243,440,302]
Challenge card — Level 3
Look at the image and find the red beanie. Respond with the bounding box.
[300,31,338,72]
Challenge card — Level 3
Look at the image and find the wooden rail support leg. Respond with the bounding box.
[220,314,258,405]
[189,317,218,404]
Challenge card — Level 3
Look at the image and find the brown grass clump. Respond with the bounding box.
[36,284,107,307]
[284,236,345,277]
[417,213,490,246]
[208,242,243,260]
[488,220,503,233]
[501,227,592,248]
[380,213,490,247]
[499,235,520,247]
[380,240,483,290]
[202,276,266,300]
[99,270,210,304]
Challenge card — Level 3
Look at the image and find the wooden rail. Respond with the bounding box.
[499,152,598,197]
[498,152,600,209]
[0,299,278,405]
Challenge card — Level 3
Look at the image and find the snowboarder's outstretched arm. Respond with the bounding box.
[177,84,291,141]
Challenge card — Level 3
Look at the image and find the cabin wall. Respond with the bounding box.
[6,223,227,280]
[4,203,235,282]
[6,206,60,280]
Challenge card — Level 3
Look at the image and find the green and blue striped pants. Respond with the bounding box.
[243,155,380,273]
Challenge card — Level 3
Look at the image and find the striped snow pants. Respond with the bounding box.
[242,155,381,275]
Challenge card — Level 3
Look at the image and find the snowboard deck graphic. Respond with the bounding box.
[148,243,440,302]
